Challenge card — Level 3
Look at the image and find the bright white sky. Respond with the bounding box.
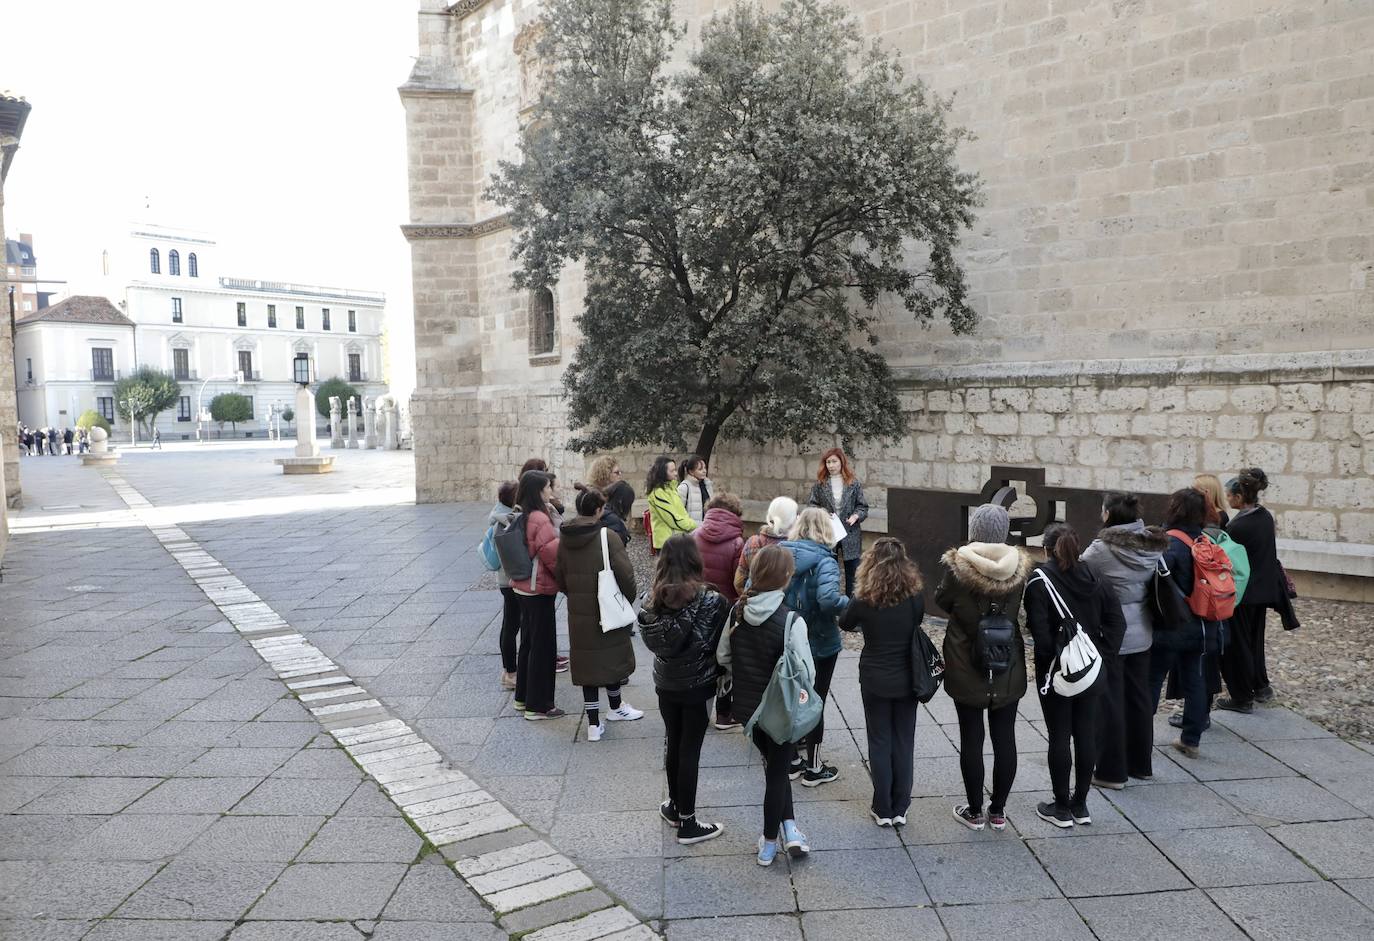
[3,0,420,395]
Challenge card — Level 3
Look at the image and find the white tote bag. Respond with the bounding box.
[1031,571,1101,698]
[597,527,636,632]
[827,512,848,545]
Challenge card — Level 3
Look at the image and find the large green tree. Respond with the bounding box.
[114,367,181,436]
[489,0,981,461]
[209,392,253,435]
[314,378,359,419]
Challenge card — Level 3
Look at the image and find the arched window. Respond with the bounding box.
[188,253,198,277]
[149,248,160,274]
[168,250,181,276]
[529,288,556,355]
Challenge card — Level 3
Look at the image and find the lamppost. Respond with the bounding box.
[195,372,245,443]
[118,398,138,447]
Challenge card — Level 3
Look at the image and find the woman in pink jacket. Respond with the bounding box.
[511,470,565,719]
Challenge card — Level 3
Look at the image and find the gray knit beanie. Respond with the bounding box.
[967,503,1010,543]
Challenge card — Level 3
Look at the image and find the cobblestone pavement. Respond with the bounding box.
[4,443,1374,940]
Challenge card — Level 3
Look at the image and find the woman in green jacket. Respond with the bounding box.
[646,455,697,550]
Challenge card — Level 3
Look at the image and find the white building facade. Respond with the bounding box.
[15,296,135,432]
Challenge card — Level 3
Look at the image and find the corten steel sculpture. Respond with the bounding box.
[888,466,1170,614]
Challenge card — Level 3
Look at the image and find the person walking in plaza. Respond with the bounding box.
[935,503,1033,831]
[781,507,849,786]
[638,535,727,845]
[150,427,161,450]
[1194,473,1230,529]
[509,470,565,720]
[490,481,521,691]
[556,485,644,742]
[63,426,74,454]
[1220,468,1284,712]
[734,497,797,597]
[1150,488,1218,758]
[1024,524,1125,828]
[47,426,58,456]
[807,448,869,596]
[646,456,697,550]
[719,545,814,865]
[694,492,746,730]
[34,427,44,455]
[1080,492,1168,785]
[676,454,714,524]
[839,537,925,827]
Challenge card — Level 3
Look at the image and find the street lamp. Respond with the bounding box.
[118,398,138,447]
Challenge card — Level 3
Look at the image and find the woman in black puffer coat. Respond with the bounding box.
[638,535,730,846]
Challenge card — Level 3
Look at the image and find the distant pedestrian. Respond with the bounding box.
[555,485,643,742]
[638,534,728,846]
[807,448,869,596]
[719,545,814,865]
[676,454,714,523]
[63,427,74,454]
[151,427,162,450]
[936,503,1033,832]
[34,428,45,455]
[839,537,925,827]
[47,427,58,455]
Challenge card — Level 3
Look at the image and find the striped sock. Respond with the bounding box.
[607,685,622,711]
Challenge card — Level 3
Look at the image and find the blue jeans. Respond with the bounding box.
[1149,644,1208,747]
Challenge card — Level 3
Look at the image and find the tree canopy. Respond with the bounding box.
[76,410,111,433]
[314,378,359,418]
[113,367,181,436]
[209,392,253,433]
[489,0,981,460]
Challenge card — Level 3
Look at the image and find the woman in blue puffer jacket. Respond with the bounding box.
[780,507,850,787]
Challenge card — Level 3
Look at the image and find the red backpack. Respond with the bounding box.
[1166,529,1237,622]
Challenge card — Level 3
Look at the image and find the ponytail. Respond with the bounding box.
[573,482,606,517]
[1043,523,1081,572]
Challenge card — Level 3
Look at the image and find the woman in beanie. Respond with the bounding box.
[935,503,1033,831]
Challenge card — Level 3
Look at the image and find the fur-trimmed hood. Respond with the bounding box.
[940,543,1034,595]
[1097,522,1170,554]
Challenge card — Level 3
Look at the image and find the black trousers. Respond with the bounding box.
[862,691,917,819]
[1221,604,1270,705]
[1039,686,1098,807]
[660,692,710,818]
[514,593,557,712]
[752,726,796,840]
[842,557,859,597]
[499,586,520,673]
[801,652,839,752]
[1096,650,1154,782]
[954,701,1017,815]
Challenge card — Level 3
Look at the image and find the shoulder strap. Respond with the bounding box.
[1166,528,1194,547]
[600,526,611,571]
[1030,570,1075,622]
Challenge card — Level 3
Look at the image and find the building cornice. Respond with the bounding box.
[401,215,512,241]
[446,0,491,18]
[398,82,474,99]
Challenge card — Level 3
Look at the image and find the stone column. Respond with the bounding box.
[383,401,398,450]
[362,396,377,449]
[295,386,320,458]
[329,397,344,449]
[345,398,358,449]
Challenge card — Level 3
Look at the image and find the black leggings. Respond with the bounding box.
[753,727,796,841]
[499,587,520,673]
[659,692,711,819]
[803,652,839,761]
[954,701,1018,815]
[1039,687,1098,807]
[514,594,557,713]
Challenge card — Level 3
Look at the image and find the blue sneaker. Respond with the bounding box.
[756,836,779,867]
[781,819,809,858]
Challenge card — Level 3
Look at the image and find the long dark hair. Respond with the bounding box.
[1102,491,1140,528]
[605,480,635,520]
[677,454,707,483]
[651,534,705,609]
[1165,488,1207,529]
[514,470,551,531]
[645,455,675,494]
[1043,523,1081,572]
[573,482,606,517]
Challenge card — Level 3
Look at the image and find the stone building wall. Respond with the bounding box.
[401,0,1374,584]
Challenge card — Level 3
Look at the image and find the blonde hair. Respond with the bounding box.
[765,496,798,536]
[1193,474,1226,523]
[587,455,620,491]
[789,506,834,545]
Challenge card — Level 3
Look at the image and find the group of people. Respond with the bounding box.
[485,451,1291,863]
[16,423,83,456]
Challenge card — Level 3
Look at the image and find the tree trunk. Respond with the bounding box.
[694,420,722,465]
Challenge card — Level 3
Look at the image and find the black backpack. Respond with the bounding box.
[975,598,1017,677]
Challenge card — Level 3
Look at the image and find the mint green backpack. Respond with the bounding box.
[1209,529,1251,604]
[744,613,823,744]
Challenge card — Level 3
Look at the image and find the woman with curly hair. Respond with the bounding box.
[839,538,926,827]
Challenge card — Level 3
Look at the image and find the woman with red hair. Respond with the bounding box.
[807,448,869,596]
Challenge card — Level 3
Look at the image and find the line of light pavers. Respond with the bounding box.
[99,470,658,941]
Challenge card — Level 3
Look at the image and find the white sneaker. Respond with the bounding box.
[586,722,605,742]
[607,704,644,721]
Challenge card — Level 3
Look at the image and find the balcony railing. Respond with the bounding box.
[174,371,198,382]
[91,369,120,382]
[348,372,368,383]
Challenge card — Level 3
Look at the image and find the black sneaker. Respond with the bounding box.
[1215,696,1253,714]
[713,713,741,731]
[1036,801,1074,829]
[1168,712,1211,730]
[1069,803,1092,825]
[952,804,985,831]
[659,800,681,828]
[1254,685,1275,704]
[788,756,806,780]
[676,818,724,845]
[800,763,839,788]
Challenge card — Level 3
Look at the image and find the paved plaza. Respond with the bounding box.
[3,442,1374,940]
